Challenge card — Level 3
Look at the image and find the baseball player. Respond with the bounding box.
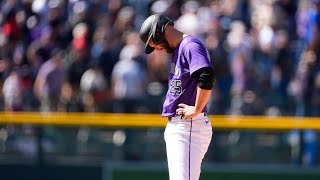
[139,14,214,180]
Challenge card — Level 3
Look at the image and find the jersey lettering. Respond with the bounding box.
[170,63,175,74]
[174,67,181,77]
[169,80,182,95]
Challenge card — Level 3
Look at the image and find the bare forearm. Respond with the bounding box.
[194,87,212,114]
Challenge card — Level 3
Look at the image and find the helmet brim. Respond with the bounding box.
[145,34,155,54]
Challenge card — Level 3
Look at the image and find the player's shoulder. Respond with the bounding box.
[181,35,202,44]
[181,36,206,51]
[181,36,204,47]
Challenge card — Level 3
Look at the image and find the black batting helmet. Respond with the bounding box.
[139,14,174,54]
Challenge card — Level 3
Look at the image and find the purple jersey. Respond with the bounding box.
[162,36,212,117]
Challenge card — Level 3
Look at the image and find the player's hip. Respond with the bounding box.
[165,113,212,133]
[168,112,208,121]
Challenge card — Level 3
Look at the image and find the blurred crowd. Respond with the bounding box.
[1,0,320,166]
[0,0,319,117]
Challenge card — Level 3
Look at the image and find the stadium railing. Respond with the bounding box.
[0,112,319,130]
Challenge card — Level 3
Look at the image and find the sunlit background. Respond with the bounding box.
[0,0,320,179]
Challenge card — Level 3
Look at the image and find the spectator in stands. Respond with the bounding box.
[33,49,66,112]
[175,1,200,36]
[66,22,90,110]
[2,69,22,111]
[111,34,147,113]
[289,49,318,166]
[80,63,108,112]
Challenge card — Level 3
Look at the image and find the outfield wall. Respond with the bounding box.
[0,112,320,179]
[104,162,320,180]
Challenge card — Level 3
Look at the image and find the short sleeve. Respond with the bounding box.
[183,40,212,75]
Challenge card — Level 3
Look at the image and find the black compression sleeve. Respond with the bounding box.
[191,67,214,90]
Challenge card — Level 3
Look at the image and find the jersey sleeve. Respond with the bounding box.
[183,40,212,75]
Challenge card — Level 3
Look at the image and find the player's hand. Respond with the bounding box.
[176,103,199,120]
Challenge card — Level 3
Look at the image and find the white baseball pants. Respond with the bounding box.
[164,113,212,180]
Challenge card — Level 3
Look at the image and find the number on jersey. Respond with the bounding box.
[169,80,182,95]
